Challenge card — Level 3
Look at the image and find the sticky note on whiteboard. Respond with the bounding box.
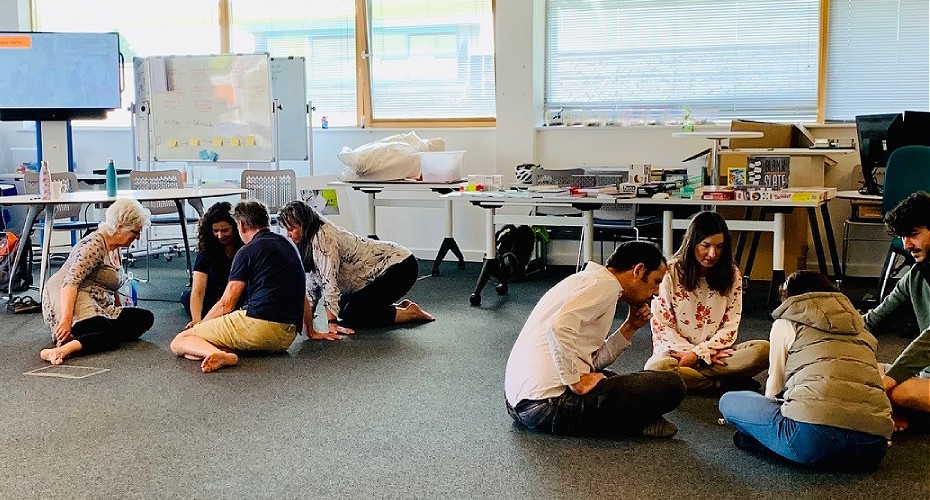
[212,137,223,147]
[189,137,200,146]
[168,139,179,147]
[245,135,256,146]
[230,136,241,146]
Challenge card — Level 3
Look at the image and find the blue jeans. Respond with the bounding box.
[719,391,888,470]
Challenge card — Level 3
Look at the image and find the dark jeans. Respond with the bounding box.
[719,391,889,470]
[507,370,686,436]
[339,255,418,328]
[70,307,155,354]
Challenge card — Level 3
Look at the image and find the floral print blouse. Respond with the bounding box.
[306,223,411,318]
[649,260,743,364]
[42,231,125,335]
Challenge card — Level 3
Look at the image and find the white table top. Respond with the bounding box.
[671,131,764,140]
[331,180,466,190]
[448,191,828,208]
[0,187,246,206]
[0,172,130,183]
[836,190,882,201]
[720,148,856,156]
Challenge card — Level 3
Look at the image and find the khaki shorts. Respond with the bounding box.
[189,309,296,351]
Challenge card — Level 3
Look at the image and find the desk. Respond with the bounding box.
[0,172,131,186]
[449,193,607,305]
[1,187,246,297]
[331,180,467,276]
[836,190,885,280]
[452,192,837,307]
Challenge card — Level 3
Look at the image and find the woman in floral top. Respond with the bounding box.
[278,201,434,335]
[40,198,154,365]
[646,211,769,392]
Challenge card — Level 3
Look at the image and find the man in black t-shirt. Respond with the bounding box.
[170,200,305,372]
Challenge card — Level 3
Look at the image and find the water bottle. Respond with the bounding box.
[321,116,329,129]
[128,271,138,306]
[105,159,117,197]
[39,161,52,200]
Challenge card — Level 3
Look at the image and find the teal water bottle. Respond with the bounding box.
[105,159,117,197]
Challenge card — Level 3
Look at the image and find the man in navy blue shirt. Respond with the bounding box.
[170,200,306,372]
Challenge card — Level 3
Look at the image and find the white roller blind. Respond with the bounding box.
[229,0,357,127]
[545,0,820,123]
[367,0,496,120]
[826,0,930,121]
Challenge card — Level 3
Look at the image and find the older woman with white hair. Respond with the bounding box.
[40,198,154,365]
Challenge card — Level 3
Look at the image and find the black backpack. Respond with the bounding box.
[0,231,33,293]
[496,224,536,281]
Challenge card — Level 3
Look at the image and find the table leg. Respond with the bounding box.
[470,206,504,306]
[431,198,465,276]
[768,212,786,307]
[582,210,594,263]
[807,207,828,276]
[662,210,674,257]
[174,199,193,284]
[820,203,841,279]
[38,204,57,296]
[7,204,41,299]
[366,191,378,240]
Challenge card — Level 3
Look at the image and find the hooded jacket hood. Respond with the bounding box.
[772,291,863,336]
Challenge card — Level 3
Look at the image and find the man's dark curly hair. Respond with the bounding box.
[884,192,930,237]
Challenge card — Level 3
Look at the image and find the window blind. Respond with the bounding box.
[229,0,357,127]
[367,0,496,120]
[825,0,929,121]
[33,0,220,126]
[545,0,819,123]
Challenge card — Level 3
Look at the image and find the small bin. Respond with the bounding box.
[419,151,465,182]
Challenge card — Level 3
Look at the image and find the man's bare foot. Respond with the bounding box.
[201,351,238,373]
[892,413,909,432]
[184,354,204,361]
[40,347,66,365]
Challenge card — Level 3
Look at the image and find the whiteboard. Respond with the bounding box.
[271,57,310,161]
[134,54,275,162]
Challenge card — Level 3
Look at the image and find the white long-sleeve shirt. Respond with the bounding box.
[649,262,743,364]
[504,263,631,406]
[765,318,796,399]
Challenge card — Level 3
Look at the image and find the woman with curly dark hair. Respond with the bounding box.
[181,201,244,323]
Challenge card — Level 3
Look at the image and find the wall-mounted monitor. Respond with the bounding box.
[0,31,121,121]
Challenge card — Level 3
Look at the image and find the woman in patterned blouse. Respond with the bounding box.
[646,211,769,392]
[40,198,155,365]
[278,201,434,336]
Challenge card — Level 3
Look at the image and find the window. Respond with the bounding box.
[229,0,357,127]
[545,0,820,123]
[31,0,496,128]
[825,0,930,121]
[33,0,220,126]
[366,0,496,122]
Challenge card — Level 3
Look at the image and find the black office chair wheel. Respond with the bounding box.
[496,283,508,295]
[469,293,481,306]
[457,260,466,269]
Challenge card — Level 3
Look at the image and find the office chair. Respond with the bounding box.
[129,170,200,281]
[240,169,298,225]
[23,171,98,247]
[877,145,930,298]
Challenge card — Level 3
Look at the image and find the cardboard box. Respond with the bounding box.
[729,120,815,149]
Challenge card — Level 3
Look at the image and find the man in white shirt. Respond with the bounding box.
[504,241,687,438]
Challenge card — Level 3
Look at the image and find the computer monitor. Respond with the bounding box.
[0,31,121,122]
[856,114,900,195]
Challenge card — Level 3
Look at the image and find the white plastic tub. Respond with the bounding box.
[419,150,465,182]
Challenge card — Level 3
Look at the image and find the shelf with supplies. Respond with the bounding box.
[719,148,856,157]
[719,148,855,188]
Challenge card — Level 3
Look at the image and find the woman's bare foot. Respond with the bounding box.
[395,301,435,323]
[394,299,413,309]
[40,347,67,365]
[892,413,909,432]
[201,351,238,373]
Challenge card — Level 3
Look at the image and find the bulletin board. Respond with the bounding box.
[134,54,275,162]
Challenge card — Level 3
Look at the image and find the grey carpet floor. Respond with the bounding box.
[0,257,927,499]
